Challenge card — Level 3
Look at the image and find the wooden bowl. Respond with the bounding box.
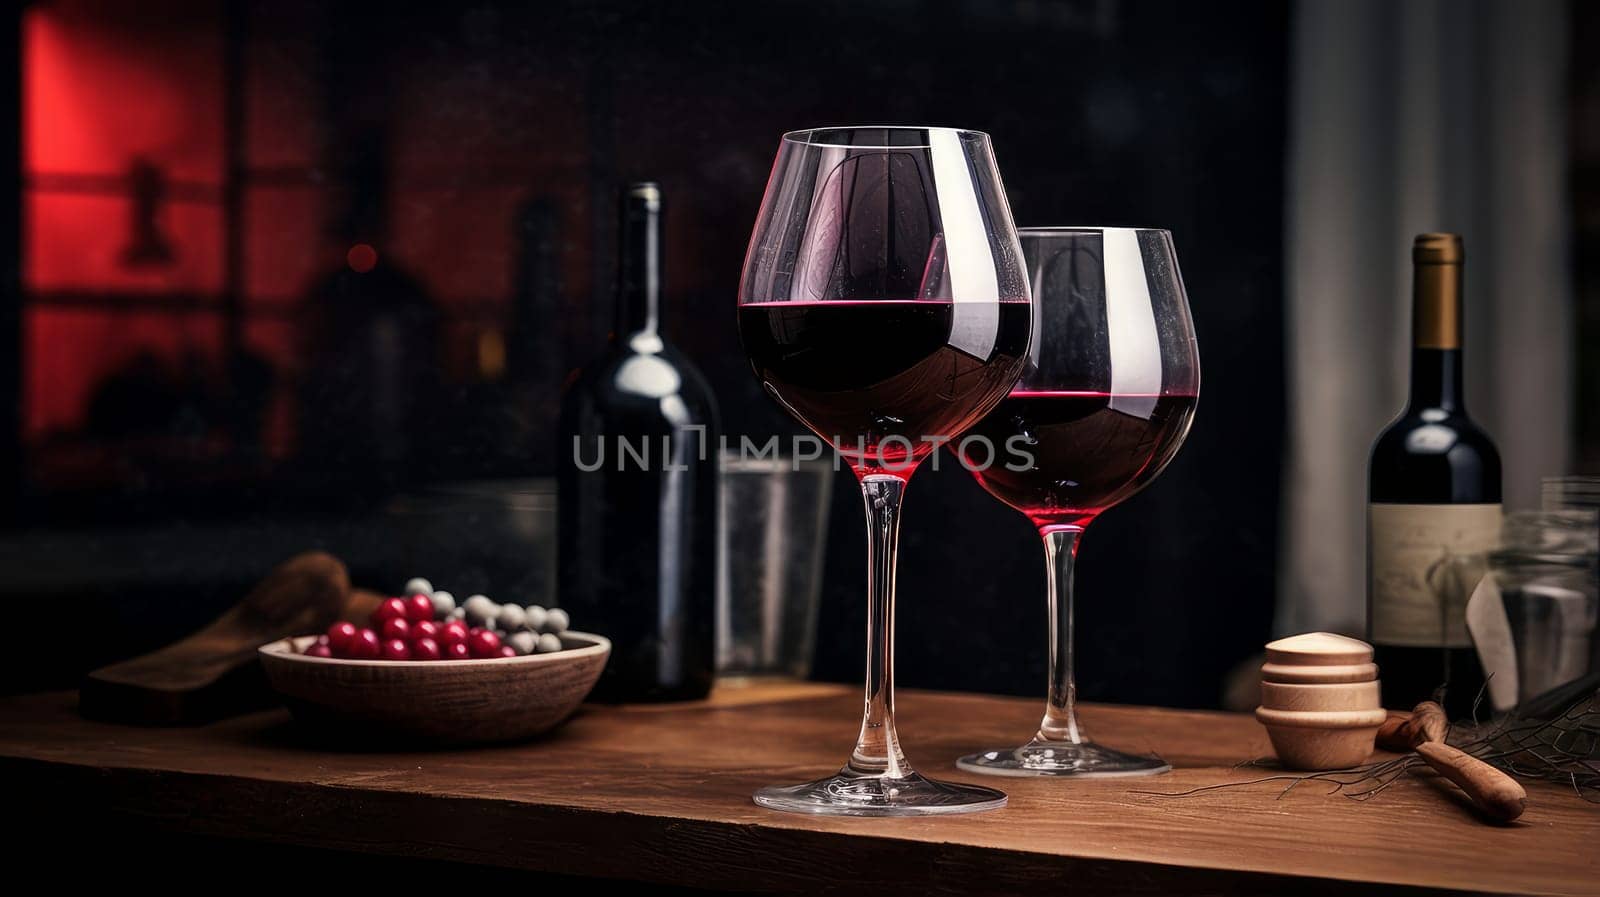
[1254,706,1387,770]
[1260,679,1381,712]
[259,632,610,746]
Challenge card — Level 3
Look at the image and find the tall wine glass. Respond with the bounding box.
[956,227,1199,777]
[738,126,1031,814]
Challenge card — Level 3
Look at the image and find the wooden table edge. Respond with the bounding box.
[4,752,1561,897]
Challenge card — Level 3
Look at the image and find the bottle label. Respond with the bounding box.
[1369,503,1501,647]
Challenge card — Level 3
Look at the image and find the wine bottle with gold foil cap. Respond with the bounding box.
[1368,233,1501,719]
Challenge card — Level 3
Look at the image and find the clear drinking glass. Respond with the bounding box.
[955,227,1199,776]
[738,126,1031,814]
[716,454,834,682]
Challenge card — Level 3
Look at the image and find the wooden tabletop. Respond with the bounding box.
[1,682,1594,896]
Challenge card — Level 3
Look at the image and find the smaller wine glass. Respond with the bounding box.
[955,227,1199,776]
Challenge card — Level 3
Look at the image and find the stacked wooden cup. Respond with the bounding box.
[1255,632,1388,770]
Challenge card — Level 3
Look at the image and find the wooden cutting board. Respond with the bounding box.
[79,551,373,725]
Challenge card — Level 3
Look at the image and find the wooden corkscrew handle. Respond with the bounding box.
[1376,700,1448,751]
[1415,741,1527,822]
[1376,700,1523,818]
[1376,701,1525,822]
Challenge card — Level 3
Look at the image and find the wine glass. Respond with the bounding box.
[738,126,1031,814]
[955,227,1199,777]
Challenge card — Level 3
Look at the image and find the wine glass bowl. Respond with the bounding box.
[961,228,1198,528]
[956,227,1199,777]
[741,127,1031,477]
[738,126,1030,814]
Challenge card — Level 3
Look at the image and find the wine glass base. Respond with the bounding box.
[957,741,1171,778]
[753,769,1007,816]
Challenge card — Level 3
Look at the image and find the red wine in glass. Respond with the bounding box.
[739,300,1032,474]
[962,391,1197,529]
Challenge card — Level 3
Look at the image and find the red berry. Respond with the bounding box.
[411,620,440,642]
[497,645,518,658]
[381,617,411,641]
[444,641,470,660]
[439,621,469,647]
[405,593,435,622]
[326,621,359,657]
[372,597,409,626]
[468,628,502,658]
[353,628,382,659]
[411,637,442,661]
[304,643,334,658]
[381,638,411,661]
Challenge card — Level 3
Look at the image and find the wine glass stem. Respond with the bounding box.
[1037,525,1087,745]
[848,474,912,779]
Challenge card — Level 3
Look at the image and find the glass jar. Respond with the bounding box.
[1487,510,1599,703]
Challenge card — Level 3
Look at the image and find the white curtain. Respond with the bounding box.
[1280,0,1572,636]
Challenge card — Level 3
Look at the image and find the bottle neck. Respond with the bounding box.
[614,185,661,340]
[1409,248,1464,412]
[1409,348,1464,412]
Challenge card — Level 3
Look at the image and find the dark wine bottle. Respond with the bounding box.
[1368,234,1502,719]
[557,183,719,702]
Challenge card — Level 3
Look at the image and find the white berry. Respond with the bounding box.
[429,590,457,618]
[497,604,527,631]
[544,607,570,634]
[524,605,548,632]
[463,595,498,628]
[403,577,433,597]
[536,633,563,654]
[508,631,537,656]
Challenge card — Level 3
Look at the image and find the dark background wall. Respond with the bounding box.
[7,0,1287,706]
